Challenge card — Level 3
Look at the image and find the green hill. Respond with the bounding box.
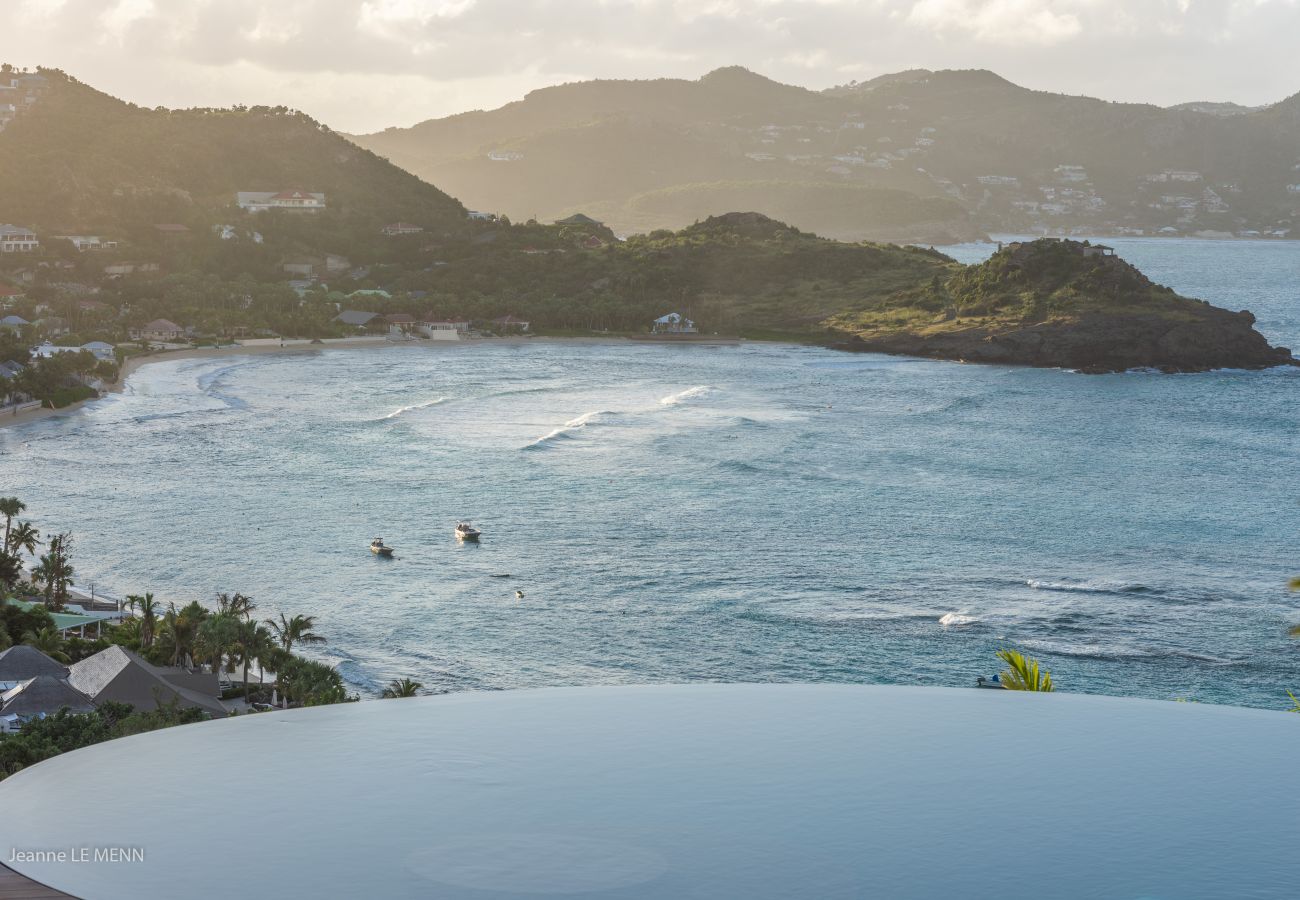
[0,68,466,232]
[352,66,1300,239]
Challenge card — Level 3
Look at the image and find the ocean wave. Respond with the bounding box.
[659,385,712,406]
[939,612,980,626]
[380,396,450,420]
[524,410,617,449]
[1026,579,1150,595]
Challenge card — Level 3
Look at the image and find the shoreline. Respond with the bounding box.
[0,334,720,430]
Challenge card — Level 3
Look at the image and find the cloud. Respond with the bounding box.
[1,0,1297,131]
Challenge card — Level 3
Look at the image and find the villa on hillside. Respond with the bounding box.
[153,223,191,239]
[467,210,496,221]
[382,222,424,235]
[0,315,28,331]
[0,224,39,253]
[0,283,25,303]
[652,312,697,334]
[236,190,327,213]
[53,235,117,252]
[133,318,187,342]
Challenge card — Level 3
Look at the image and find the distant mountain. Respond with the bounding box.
[352,67,1300,240]
[0,68,466,233]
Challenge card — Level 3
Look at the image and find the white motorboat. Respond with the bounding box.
[455,522,482,541]
[370,537,395,557]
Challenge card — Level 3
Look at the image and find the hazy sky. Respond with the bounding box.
[2,0,1298,133]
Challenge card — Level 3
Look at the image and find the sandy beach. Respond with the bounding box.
[0,334,641,431]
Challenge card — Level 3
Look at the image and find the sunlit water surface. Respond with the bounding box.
[1,238,1297,707]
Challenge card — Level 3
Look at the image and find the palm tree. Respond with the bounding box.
[381,677,423,698]
[6,520,40,559]
[157,601,209,667]
[0,497,25,551]
[216,592,257,622]
[232,619,274,700]
[125,593,160,649]
[265,613,326,653]
[996,649,1054,692]
[197,613,241,680]
[23,625,70,664]
[0,551,20,592]
[31,532,73,610]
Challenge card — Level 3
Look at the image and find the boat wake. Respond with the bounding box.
[1026,578,1150,595]
[659,385,713,406]
[381,396,450,420]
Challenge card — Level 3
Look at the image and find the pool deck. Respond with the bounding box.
[0,863,74,899]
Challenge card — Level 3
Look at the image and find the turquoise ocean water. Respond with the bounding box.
[2,238,1297,707]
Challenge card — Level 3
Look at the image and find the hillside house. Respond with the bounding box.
[0,283,24,303]
[0,315,28,330]
[652,312,697,334]
[153,223,191,239]
[134,318,187,342]
[104,261,160,276]
[382,222,424,236]
[236,191,326,213]
[0,224,38,253]
[467,210,496,221]
[55,235,117,252]
[1081,244,1115,258]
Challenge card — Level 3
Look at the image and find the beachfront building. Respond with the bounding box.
[236,191,326,213]
[335,310,382,331]
[0,645,70,692]
[491,315,530,333]
[0,676,96,733]
[133,318,187,342]
[81,341,115,362]
[66,646,227,718]
[0,224,38,253]
[652,312,697,334]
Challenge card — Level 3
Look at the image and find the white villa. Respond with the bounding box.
[0,224,39,253]
[236,191,326,213]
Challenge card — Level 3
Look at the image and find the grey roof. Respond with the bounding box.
[67,646,226,718]
[0,315,29,326]
[0,645,70,681]
[335,310,379,326]
[1,675,95,717]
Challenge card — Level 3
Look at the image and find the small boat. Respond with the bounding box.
[369,538,395,557]
[455,522,482,542]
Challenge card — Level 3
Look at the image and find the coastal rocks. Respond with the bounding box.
[832,309,1297,373]
[828,238,1298,373]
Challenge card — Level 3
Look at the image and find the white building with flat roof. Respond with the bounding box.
[0,224,38,253]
